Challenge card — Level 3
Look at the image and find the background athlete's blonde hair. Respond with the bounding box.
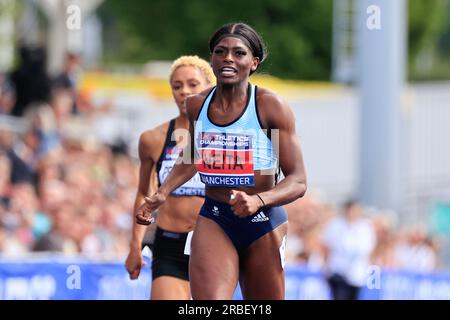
[170,55,215,85]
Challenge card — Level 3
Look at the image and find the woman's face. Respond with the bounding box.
[170,65,209,116]
[211,36,259,85]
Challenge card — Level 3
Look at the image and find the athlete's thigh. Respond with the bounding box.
[151,276,190,300]
[240,222,288,300]
[190,216,239,300]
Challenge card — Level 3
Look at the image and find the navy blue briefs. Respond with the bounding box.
[199,196,288,251]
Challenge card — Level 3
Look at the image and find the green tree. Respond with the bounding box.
[408,0,448,76]
[409,0,448,58]
[99,0,332,79]
[99,0,449,80]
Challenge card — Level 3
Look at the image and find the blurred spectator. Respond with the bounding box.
[8,183,40,232]
[322,200,376,300]
[53,53,81,92]
[0,219,28,256]
[13,126,43,173]
[51,89,76,134]
[370,211,399,269]
[9,46,51,117]
[53,53,82,114]
[77,205,112,257]
[283,193,333,270]
[33,203,78,254]
[39,179,68,216]
[1,128,34,184]
[0,152,11,207]
[0,220,6,252]
[23,103,61,157]
[0,75,16,115]
[393,225,437,272]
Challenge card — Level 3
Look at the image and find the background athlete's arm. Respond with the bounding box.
[156,108,198,197]
[135,95,201,223]
[256,92,307,207]
[125,131,155,278]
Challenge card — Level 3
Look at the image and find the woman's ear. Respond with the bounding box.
[251,57,260,72]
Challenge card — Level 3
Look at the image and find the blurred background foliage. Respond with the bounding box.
[99,0,450,80]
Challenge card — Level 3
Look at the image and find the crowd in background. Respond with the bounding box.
[0,46,442,275]
[284,195,440,273]
[1,47,134,259]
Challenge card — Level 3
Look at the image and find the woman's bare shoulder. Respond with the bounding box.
[186,87,214,121]
[256,87,293,128]
[138,121,170,158]
[256,87,286,108]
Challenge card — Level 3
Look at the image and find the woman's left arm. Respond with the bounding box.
[257,92,307,207]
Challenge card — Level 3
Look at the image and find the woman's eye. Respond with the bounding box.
[214,48,224,54]
[236,51,246,56]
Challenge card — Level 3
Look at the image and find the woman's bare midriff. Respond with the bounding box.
[156,195,204,233]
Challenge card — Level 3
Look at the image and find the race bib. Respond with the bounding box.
[160,146,205,196]
[195,132,254,187]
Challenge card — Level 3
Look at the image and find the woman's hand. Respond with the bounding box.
[229,190,264,218]
[135,192,166,225]
[125,245,145,280]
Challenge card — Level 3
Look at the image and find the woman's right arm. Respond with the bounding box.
[126,131,157,278]
[135,95,202,224]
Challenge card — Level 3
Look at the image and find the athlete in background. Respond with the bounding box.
[125,56,214,299]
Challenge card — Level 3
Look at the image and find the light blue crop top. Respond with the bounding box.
[194,84,277,187]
